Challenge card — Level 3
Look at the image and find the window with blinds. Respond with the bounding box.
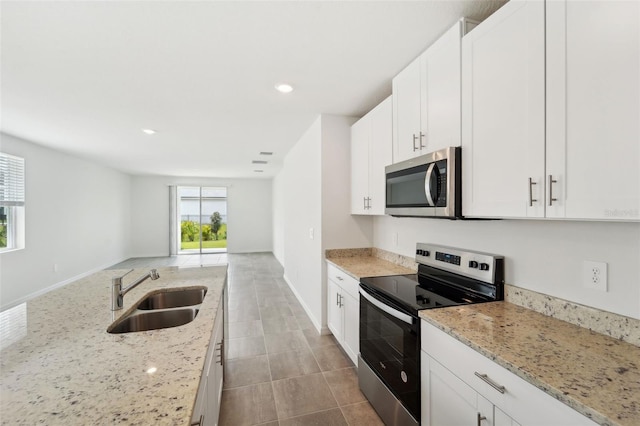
[0,152,25,251]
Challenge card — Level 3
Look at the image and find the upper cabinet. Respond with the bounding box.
[393,19,477,163]
[462,0,639,221]
[351,96,392,215]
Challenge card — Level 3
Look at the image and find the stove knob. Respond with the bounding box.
[416,249,422,256]
[423,250,430,257]
[468,260,479,269]
[479,263,490,271]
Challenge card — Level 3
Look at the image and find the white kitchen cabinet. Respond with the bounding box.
[191,293,225,426]
[351,96,392,215]
[392,18,476,163]
[326,263,359,365]
[545,0,639,220]
[462,0,639,221]
[422,352,519,426]
[421,321,597,426]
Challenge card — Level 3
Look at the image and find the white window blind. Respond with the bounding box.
[0,153,25,207]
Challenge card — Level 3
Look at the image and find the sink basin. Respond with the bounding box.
[136,287,207,310]
[108,308,200,334]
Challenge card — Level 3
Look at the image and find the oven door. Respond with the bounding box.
[359,286,420,421]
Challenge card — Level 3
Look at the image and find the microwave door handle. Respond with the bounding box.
[424,163,437,206]
[359,288,413,325]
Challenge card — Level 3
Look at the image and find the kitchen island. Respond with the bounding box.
[0,265,226,425]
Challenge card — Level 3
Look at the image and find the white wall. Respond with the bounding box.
[272,171,285,265]
[274,115,372,333]
[279,117,324,329]
[130,176,272,256]
[373,216,640,319]
[0,133,131,310]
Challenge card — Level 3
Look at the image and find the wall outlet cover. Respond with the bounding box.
[582,260,608,292]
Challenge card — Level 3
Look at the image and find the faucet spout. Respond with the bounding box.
[111,269,160,311]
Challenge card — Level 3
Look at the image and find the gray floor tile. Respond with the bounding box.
[229,320,264,339]
[262,316,301,335]
[271,373,338,419]
[340,401,385,426]
[219,382,278,425]
[323,367,366,406]
[311,344,353,371]
[227,336,266,359]
[302,328,337,348]
[264,330,308,354]
[224,355,272,389]
[279,408,348,426]
[268,348,321,380]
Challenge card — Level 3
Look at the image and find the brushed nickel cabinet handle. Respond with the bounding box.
[412,134,419,151]
[549,175,558,206]
[419,132,426,149]
[474,372,506,393]
[477,413,487,426]
[528,177,538,206]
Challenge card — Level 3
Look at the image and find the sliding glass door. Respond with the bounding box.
[178,186,227,254]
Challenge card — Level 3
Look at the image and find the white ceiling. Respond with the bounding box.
[1,0,506,178]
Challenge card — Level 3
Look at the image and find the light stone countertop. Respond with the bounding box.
[0,265,227,425]
[326,252,415,280]
[419,302,640,426]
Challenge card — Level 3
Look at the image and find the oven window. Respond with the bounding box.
[360,293,420,420]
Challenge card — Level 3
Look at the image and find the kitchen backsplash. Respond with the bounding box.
[327,247,640,347]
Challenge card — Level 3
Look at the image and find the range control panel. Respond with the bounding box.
[415,243,504,284]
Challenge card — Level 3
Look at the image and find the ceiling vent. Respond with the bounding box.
[252,160,268,164]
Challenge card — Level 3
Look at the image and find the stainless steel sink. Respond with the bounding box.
[136,287,207,310]
[108,308,200,334]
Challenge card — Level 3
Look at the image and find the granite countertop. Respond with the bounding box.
[326,250,415,280]
[0,265,227,425]
[420,302,640,426]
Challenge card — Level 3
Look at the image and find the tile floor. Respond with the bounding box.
[108,252,383,426]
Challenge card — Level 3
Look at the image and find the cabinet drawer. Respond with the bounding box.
[327,264,360,299]
[421,321,596,425]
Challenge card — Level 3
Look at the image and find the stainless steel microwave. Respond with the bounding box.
[385,146,461,218]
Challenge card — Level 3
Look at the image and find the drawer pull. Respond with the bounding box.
[474,372,506,394]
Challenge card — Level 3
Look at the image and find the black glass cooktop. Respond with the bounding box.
[360,266,496,315]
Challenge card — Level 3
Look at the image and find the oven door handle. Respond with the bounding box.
[359,288,414,325]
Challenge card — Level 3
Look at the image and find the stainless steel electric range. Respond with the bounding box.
[358,243,504,426]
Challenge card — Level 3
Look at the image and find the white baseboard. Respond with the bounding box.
[0,257,127,312]
[282,274,329,335]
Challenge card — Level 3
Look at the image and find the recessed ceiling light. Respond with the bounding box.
[252,160,268,164]
[260,152,273,156]
[254,170,264,173]
[275,83,293,93]
[142,128,156,135]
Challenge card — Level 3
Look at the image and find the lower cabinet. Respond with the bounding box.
[421,321,597,426]
[191,292,225,426]
[326,264,359,365]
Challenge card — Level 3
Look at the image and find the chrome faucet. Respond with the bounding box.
[111,269,160,310]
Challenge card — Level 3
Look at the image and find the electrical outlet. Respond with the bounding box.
[583,261,608,291]
[309,227,314,240]
[53,264,58,272]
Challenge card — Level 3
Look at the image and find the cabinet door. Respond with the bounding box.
[327,280,343,343]
[207,309,224,426]
[546,0,640,221]
[341,292,359,365]
[393,56,422,163]
[350,117,370,214]
[462,0,546,218]
[423,20,463,152]
[368,96,392,215]
[421,351,482,426]
[495,406,521,426]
